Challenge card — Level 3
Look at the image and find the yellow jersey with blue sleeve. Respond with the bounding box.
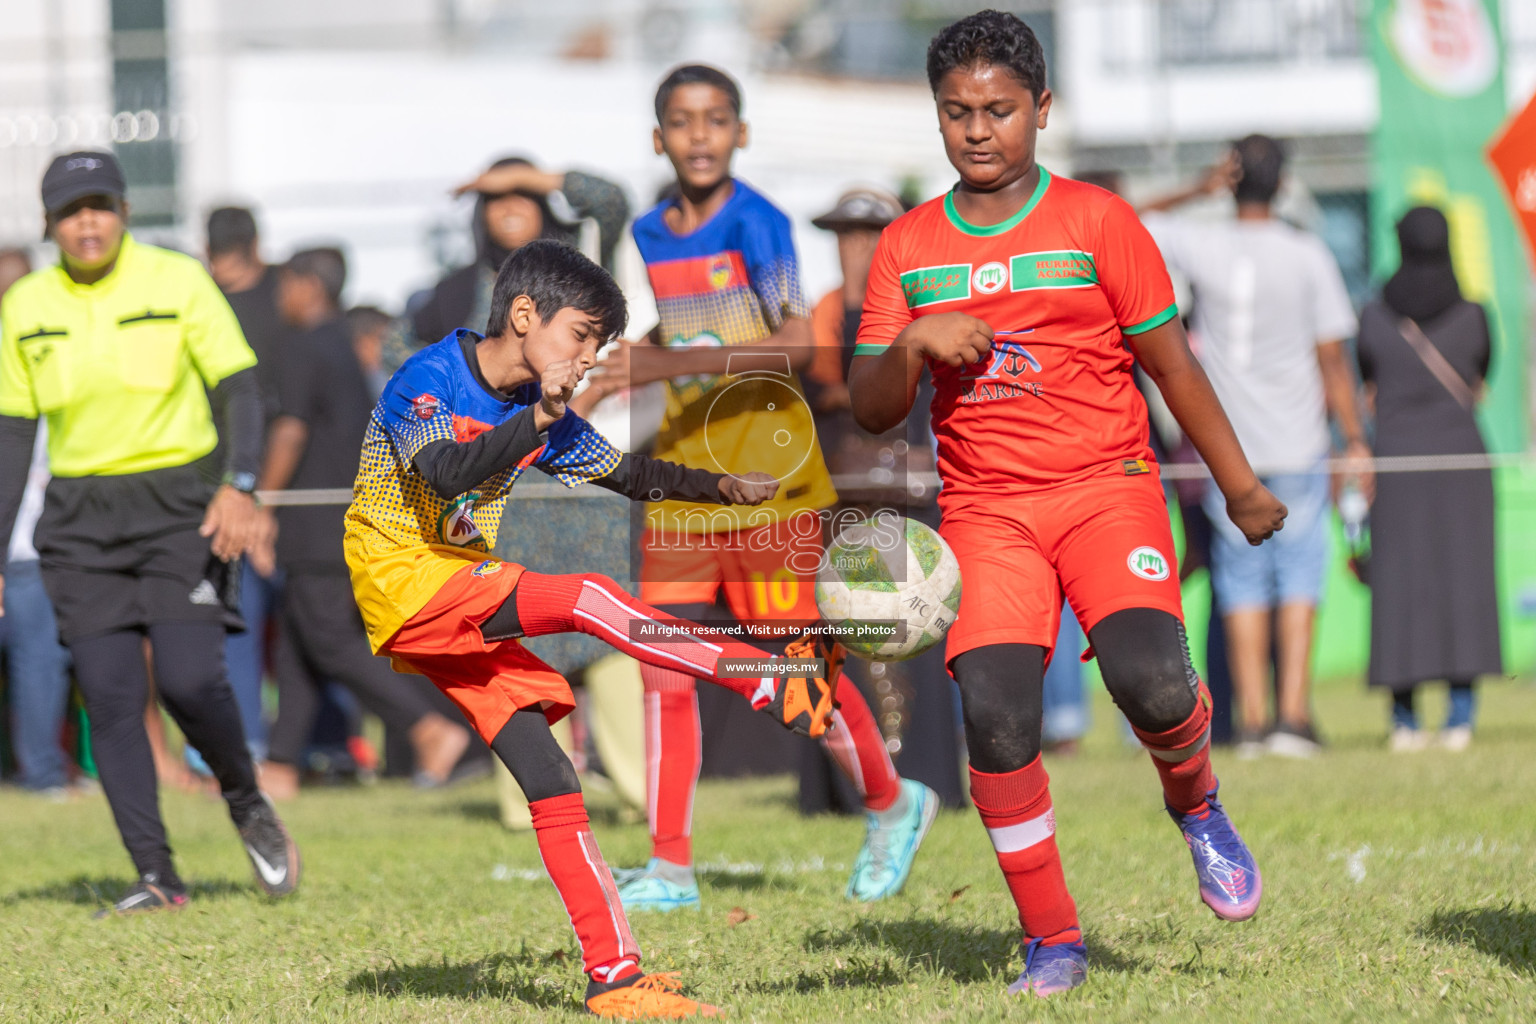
[344,330,623,651]
[0,233,256,476]
[632,179,836,533]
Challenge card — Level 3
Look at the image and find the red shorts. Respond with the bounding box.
[381,558,574,744]
[939,471,1183,664]
[638,511,823,627]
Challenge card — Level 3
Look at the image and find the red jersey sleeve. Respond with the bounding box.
[1094,195,1179,336]
[852,226,912,356]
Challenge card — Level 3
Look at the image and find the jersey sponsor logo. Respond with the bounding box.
[438,493,486,548]
[471,559,503,578]
[412,394,441,420]
[972,261,1007,294]
[664,331,726,390]
[1010,250,1098,290]
[900,263,971,308]
[959,332,1044,405]
[1127,546,1171,582]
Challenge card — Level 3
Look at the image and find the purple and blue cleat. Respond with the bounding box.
[1007,938,1088,997]
[1169,786,1262,921]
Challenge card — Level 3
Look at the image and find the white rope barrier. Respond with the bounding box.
[254,451,1532,507]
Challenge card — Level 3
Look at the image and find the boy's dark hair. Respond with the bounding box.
[486,239,628,342]
[346,304,392,339]
[283,247,347,306]
[654,64,742,124]
[1232,134,1285,206]
[207,206,259,257]
[926,9,1047,102]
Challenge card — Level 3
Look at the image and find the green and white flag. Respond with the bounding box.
[1371,0,1527,450]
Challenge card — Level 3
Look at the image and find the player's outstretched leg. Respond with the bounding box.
[1092,608,1262,921]
[815,661,938,902]
[487,711,718,1018]
[953,644,1087,996]
[511,571,836,737]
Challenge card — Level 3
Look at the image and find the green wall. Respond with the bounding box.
[1165,467,1536,685]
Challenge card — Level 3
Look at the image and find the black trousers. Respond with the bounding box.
[72,621,263,880]
[267,573,439,767]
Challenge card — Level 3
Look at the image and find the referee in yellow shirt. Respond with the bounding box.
[0,152,299,914]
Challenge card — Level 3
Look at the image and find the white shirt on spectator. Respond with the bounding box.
[8,425,49,563]
[1143,214,1357,473]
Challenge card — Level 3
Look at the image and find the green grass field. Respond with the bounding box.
[3,676,1534,1023]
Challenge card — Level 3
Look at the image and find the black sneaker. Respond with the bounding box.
[236,796,301,897]
[94,872,188,918]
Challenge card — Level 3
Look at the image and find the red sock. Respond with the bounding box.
[1132,683,1216,816]
[639,674,701,866]
[528,793,641,980]
[821,673,900,812]
[515,572,777,703]
[969,757,1080,945]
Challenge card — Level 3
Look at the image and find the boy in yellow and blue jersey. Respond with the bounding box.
[606,64,937,913]
[345,239,846,1018]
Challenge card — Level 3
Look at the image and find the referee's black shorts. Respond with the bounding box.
[36,454,243,644]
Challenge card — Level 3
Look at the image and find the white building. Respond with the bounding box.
[2,0,1532,311]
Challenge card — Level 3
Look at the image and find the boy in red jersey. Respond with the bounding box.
[848,11,1288,997]
[346,240,838,1017]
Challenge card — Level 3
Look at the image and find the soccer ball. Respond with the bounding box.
[814,515,962,661]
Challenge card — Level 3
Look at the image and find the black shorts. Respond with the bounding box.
[36,455,243,644]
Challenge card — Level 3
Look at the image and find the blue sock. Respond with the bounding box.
[1390,690,1417,731]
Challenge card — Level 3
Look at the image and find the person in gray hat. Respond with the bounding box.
[800,187,967,812]
[804,188,906,417]
[0,150,300,914]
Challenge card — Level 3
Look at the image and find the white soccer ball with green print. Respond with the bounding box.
[814,514,962,661]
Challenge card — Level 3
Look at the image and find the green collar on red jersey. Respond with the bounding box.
[944,166,1052,237]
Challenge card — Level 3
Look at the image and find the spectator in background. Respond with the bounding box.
[253,248,472,798]
[1357,206,1500,752]
[0,247,77,798]
[205,207,283,761]
[802,187,965,808]
[346,305,393,399]
[1083,166,1238,746]
[383,157,630,372]
[1142,136,1368,758]
[1041,610,1086,756]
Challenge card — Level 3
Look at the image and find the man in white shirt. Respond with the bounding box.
[1141,136,1369,758]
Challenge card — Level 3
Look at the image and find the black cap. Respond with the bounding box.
[41,151,126,216]
[811,188,904,232]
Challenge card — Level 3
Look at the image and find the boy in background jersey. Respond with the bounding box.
[848,12,1287,997]
[345,239,840,1017]
[600,64,936,913]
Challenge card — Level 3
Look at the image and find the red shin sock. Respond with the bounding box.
[528,793,641,979]
[969,757,1080,945]
[821,673,900,812]
[1132,684,1216,815]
